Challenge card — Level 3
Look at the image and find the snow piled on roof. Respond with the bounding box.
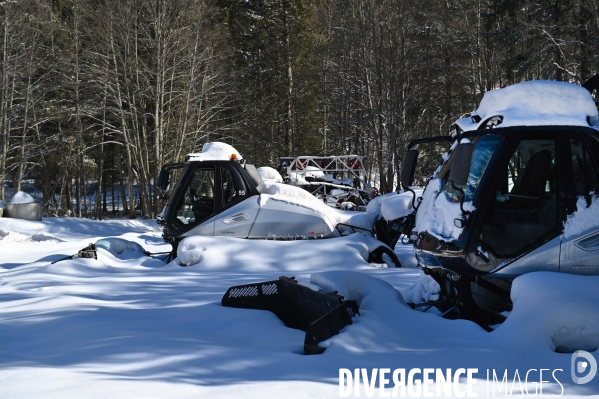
[257,166,283,183]
[186,142,242,162]
[455,80,599,132]
[563,194,599,239]
[9,191,36,205]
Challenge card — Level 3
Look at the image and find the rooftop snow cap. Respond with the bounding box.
[455,80,599,132]
[186,142,243,162]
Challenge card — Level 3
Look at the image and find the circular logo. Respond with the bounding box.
[571,350,597,384]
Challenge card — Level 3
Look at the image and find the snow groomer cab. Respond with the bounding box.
[156,142,340,255]
[400,79,599,326]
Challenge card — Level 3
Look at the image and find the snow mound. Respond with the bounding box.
[0,229,62,243]
[95,237,149,259]
[9,191,36,205]
[456,80,598,131]
[257,166,283,183]
[175,233,383,270]
[380,191,419,221]
[497,272,599,353]
[402,272,441,304]
[313,270,599,355]
[30,233,63,242]
[257,179,379,230]
[311,270,407,309]
[185,142,242,162]
[563,194,599,238]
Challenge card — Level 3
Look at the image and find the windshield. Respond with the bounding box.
[440,134,502,203]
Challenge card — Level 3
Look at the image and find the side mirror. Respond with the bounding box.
[449,143,475,186]
[401,149,419,189]
[157,169,170,192]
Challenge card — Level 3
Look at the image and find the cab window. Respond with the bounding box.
[440,135,501,204]
[569,137,599,208]
[222,168,238,206]
[478,138,559,257]
[174,167,215,226]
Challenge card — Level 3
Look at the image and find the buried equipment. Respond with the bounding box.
[396,77,599,328]
[50,241,172,264]
[221,276,359,354]
[50,243,97,264]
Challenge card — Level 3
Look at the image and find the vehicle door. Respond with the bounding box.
[559,131,599,275]
[466,131,564,276]
[213,164,261,238]
[171,164,217,237]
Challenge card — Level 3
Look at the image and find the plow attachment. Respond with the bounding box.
[222,276,359,354]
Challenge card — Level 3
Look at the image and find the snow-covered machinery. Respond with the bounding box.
[278,155,377,210]
[390,78,599,327]
[156,142,399,266]
[222,276,359,354]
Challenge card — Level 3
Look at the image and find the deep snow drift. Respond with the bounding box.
[0,217,598,398]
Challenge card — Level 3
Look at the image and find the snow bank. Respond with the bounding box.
[185,142,242,162]
[311,270,407,309]
[9,191,36,205]
[0,229,62,243]
[175,233,384,270]
[95,237,148,258]
[2,217,599,397]
[563,194,599,238]
[310,270,486,352]
[401,272,441,304]
[257,179,379,230]
[257,166,283,183]
[93,237,166,268]
[455,80,598,131]
[497,272,599,353]
[314,269,599,354]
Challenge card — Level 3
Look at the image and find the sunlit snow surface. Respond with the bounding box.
[563,194,599,239]
[185,141,243,162]
[8,191,37,205]
[455,80,599,131]
[0,217,598,398]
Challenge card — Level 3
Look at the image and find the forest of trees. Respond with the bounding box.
[0,0,598,218]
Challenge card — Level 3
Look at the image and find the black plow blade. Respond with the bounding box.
[222,276,359,354]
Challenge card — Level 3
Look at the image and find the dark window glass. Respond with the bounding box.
[569,138,599,207]
[222,168,238,206]
[175,168,215,226]
[440,135,501,203]
[479,139,559,257]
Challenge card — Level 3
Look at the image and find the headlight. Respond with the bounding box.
[415,250,442,268]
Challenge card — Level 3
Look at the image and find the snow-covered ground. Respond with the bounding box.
[0,217,598,398]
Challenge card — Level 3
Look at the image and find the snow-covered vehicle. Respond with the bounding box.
[393,79,599,326]
[278,155,378,210]
[220,79,599,353]
[156,142,399,265]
